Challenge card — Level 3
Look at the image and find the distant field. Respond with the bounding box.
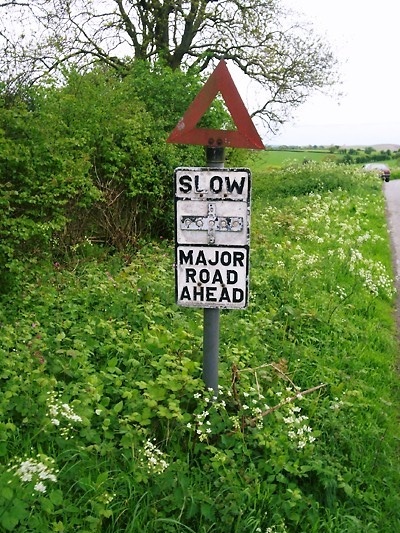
[250,149,398,175]
[251,149,335,171]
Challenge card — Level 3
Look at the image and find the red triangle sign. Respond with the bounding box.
[167,60,264,150]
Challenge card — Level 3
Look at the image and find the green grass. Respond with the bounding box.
[0,162,399,532]
[251,149,337,170]
[250,149,400,174]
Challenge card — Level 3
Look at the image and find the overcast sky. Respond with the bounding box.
[261,0,400,147]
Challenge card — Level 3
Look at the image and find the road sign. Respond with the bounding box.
[166,60,264,150]
[175,167,251,309]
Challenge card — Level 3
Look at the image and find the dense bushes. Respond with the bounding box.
[0,63,232,290]
[49,64,207,249]
[0,92,99,290]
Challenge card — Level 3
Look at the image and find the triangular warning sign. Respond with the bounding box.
[167,60,264,150]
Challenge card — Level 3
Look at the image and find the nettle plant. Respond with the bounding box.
[102,357,329,530]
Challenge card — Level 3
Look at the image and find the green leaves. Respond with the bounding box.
[0,64,227,292]
[0,499,28,531]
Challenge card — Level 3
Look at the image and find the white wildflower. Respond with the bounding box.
[142,440,169,475]
[11,455,57,493]
[46,392,83,437]
[34,482,46,493]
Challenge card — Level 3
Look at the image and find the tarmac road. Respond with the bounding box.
[383,180,400,325]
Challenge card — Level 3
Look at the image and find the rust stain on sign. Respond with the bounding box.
[167,60,264,150]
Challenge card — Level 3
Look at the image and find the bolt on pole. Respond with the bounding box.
[203,145,225,396]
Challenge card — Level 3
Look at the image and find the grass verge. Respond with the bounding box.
[0,162,399,532]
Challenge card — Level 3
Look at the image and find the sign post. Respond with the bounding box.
[167,59,264,394]
[174,157,251,393]
[204,147,223,394]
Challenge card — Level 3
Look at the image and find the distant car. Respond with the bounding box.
[363,163,390,182]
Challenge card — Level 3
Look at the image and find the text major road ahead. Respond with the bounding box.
[174,167,251,309]
[176,246,248,309]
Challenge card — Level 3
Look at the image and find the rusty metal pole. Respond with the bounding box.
[203,145,225,395]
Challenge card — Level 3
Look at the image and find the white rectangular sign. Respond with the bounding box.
[175,168,250,201]
[176,246,249,308]
[174,167,251,309]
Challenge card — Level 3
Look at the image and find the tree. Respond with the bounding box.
[340,154,353,165]
[0,0,338,132]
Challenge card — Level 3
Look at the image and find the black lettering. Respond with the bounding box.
[206,287,217,301]
[179,175,192,194]
[179,249,194,265]
[226,270,238,284]
[233,251,245,267]
[233,288,244,302]
[194,174,205,193]
[220,251,232,266]
[195,250,207,265]
[199,269,210,283]
[212,270,223,284]
[210,175,223,193]
[179,250,193,265]
[208,250,219,266]
[193,286,204,301]
[219,287,231,302]
[180,286,191,301]
[185,268,196,283]
[225,176,245,194]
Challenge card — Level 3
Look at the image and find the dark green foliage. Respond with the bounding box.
[0,63,236,291]
[0,92,98,291]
